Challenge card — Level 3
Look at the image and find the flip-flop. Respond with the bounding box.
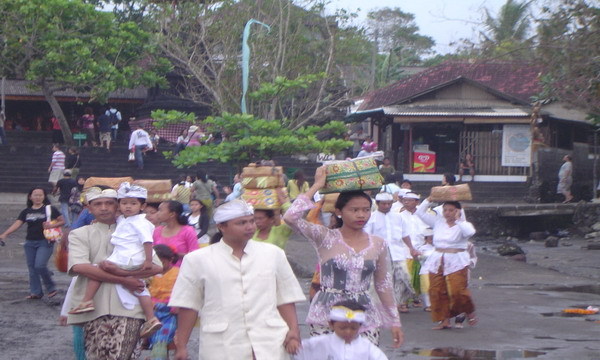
[423,306,432,312]
[468,316,478,326]
[432,323,452,330]
[47,290,58,298]
[399,305,409,313]
[25,294,42,300]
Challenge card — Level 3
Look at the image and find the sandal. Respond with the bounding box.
[423,306,431,312]
[432,321,452,330]
[412,300,423,308]
[454,314,466,329]
[47,290,58,298]
[68,300,95,314]
[25,294,43,300]
[399,304,409,313]
[467,314,478,326]
[140,317,162,338]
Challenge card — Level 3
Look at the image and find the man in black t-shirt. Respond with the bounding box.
[54,170,78,227]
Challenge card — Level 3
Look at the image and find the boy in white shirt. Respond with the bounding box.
[68,182,162,338]
[294,300,388,360]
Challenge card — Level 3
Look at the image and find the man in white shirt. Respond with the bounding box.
[364,192,415,313]
[128,124,153,170]
[170,199,306,360]
[399,192,431,310]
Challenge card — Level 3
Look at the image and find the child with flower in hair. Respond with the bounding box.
[294,300,388,360]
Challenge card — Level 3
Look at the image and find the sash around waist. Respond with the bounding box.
[435,248,466,254]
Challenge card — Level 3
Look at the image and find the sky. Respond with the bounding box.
[325,0,543,55]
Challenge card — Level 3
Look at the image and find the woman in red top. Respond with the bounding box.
[152,200,198,267]
[51,115,64,144]
[79,107,97,147]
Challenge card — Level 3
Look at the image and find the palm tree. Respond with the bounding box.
[481,0,532,45]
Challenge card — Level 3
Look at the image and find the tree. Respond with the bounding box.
[365,7,435,87]
[536,0,600,118]
[169,112,351,169]
[0,0,169,145]
[151,0,354,128]
[479,0,534,58]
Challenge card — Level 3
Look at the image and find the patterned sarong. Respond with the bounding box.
[392,260,415,305]
[83,315,143,360]
[148,303,177,360]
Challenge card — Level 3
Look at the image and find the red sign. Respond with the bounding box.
[413,151,436,173]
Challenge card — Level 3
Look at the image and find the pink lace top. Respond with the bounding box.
[284,195,401,331]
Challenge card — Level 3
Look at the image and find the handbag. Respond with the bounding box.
[43,205,63,242]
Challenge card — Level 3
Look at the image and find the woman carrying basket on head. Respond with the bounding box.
[283,166,403,348]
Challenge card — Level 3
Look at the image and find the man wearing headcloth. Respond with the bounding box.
[170,199,305,360]
[67,187,163,360]
[399,192,430,310]
[364,192,415,314]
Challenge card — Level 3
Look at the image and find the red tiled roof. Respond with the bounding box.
[357,62,544,111]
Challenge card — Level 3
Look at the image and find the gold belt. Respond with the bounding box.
[435,248,466,254]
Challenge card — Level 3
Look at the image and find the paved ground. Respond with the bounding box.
[1,196,599,359]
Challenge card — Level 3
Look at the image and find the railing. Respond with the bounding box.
[460,130,529,176]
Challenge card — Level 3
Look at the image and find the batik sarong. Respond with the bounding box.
[392,260,415,305]
[83,315,143,360]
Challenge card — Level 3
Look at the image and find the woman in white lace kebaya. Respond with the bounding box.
[283,167,403,347]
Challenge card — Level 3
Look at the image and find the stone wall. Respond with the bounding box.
[465,202,600,239]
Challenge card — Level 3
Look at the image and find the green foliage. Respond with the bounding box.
[249,73,327,101]
[536,0,599,117]
[479,0,534,59]
[151,110,196,129]
[171,113,352,168]
[0,0,170,101]
[365,7,435,87]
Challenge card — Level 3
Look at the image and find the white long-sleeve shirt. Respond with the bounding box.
[128,129,153,150]
[364,210,410,261]
[416,199,476,275]
[294,333,388,360]
[398,209,428,251]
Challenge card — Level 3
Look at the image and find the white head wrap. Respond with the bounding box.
[117,182,147,200]
[398,188,411,197]
[329,306,366,323]
[85,187,118,203]
[375,192,393,201]
[213,199,254,224]
[404,192,420,200]
[422,228,434,237]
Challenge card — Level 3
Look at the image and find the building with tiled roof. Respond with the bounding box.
[345,61,596,201]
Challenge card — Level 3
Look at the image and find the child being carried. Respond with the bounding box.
[69,182,162,338]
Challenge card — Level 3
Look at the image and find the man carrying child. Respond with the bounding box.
[67,187,163,360]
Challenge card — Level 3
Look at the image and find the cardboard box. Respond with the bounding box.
[429,184,472,202]
[83,177,134,190]
[133,179,173,203]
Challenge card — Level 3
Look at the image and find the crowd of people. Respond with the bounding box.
[0,153,485,360]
